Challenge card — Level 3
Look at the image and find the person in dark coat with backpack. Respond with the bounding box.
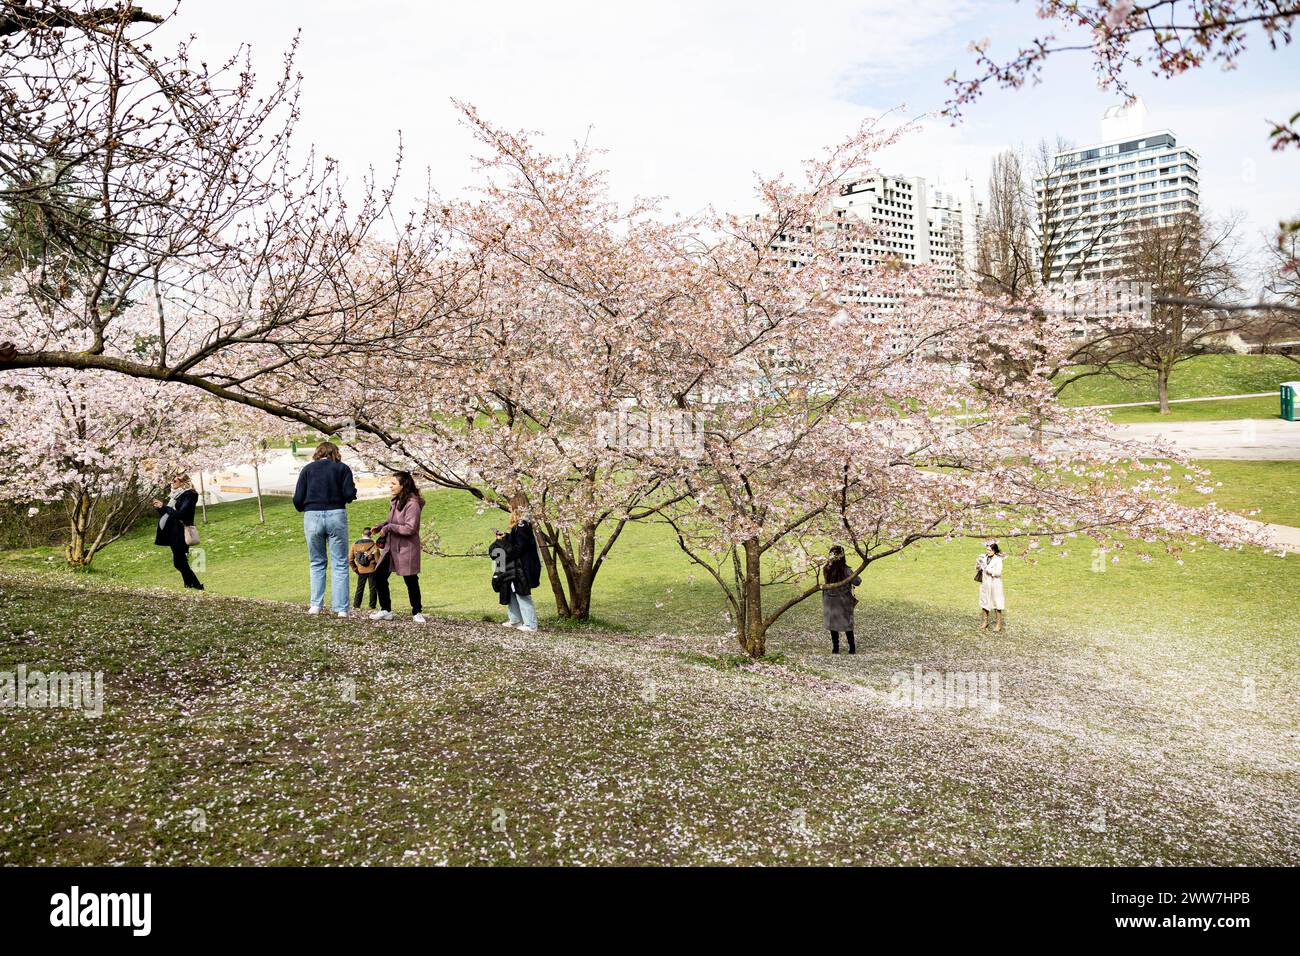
[820,545,860,653]
[489,493,542,632]
[153,473,203,590]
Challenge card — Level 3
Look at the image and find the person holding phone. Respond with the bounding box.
[153,474,203,590]
[977,541,1005,632]
[489,493,542,632]
[820,545,860,653]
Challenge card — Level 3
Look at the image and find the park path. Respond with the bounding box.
[1084,391,1277,410]
[192,448,391,504]
[1106,418,1300,460]
[1248,520,1300,554]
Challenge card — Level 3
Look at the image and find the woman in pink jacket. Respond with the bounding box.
[369,471,425,623]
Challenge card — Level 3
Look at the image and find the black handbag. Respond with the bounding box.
[974,567,983,583]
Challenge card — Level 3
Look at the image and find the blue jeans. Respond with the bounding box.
[304,509,349,613]
[507,588,537,628]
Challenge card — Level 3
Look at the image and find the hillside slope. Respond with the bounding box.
[1,572,1295,865]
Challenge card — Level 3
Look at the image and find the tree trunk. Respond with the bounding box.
[738,538,766,657]
[1157,366,1171,414]
[537,529,573,618]
[197,471,208,524]
[537,522,600,620]
[564,566,594,620]
[253,462,265,524]
[64,491,92,569]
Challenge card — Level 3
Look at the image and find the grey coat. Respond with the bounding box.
[821,574,861,631]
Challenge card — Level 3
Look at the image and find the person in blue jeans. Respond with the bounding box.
[488,494,542,632]
[293,441,358,617]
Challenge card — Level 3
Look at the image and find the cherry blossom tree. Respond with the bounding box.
[946,1,1299,127]
[0,362,227,568]
[0,274,277,564]
[345,105,1269,648]
[353,104,690,620]
[631,123,1269,658]
[0,1,467,434]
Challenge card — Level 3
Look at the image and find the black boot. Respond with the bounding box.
[847,631,856,654]
[830,631,840,654]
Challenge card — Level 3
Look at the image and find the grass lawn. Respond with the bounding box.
[1103,395,1281,424]
[1,540,1296,865]
[6,461,1296,633]
[1172,459,1300,527]
[2,480,1298,864]
[1058,354,1297,407]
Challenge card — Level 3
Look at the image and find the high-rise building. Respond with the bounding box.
[760,172,982,362]
[1036,98,1200,283]
[831,174,981,276]
[829,173,982,303]
[765,172,982,292]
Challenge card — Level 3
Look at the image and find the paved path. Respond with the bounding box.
[1085,391,1276,410]
[1107,418,1300,460]
[191,449,391,504]
[1251,520,1300,554]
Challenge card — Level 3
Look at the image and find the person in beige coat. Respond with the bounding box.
[976,541,1005,632]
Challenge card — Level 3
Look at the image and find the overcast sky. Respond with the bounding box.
[159,0,1300,277]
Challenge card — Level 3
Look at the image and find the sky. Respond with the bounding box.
[156,0,1300,278]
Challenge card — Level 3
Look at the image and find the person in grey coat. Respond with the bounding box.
[820,545,861,654]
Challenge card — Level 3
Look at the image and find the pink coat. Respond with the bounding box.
[376,496,422,577]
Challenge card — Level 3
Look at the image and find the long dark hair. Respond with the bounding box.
[824,545,850,584]
[391,470,424,508]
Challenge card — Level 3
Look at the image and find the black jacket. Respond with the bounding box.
[489,520,543,603]
[154,488,198,547]
[293,459,358,512]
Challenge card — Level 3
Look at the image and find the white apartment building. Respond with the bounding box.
[831,173,981,281]
[1037,99,1200,283]
[759,172,982,366]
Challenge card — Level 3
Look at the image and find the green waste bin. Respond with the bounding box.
[1282,382,1300,422]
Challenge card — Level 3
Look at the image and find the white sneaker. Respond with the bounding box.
[307,606,321,616]
[370,610,393,621]
[518,625,538,633]
[412,613,427,623]
[336,610,349,619]
[501,621,517,629]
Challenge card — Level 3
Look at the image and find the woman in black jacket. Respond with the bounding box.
[153,474,203,590]
[489,494,543,631]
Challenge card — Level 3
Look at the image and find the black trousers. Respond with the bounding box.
[830,630,855,653]
[374,554,421,614]
[170,542,202,589]
[354,573,377,609]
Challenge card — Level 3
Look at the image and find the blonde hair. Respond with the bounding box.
[172,474,193,490]
[313,441,342,463]
[507,491,528,529]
